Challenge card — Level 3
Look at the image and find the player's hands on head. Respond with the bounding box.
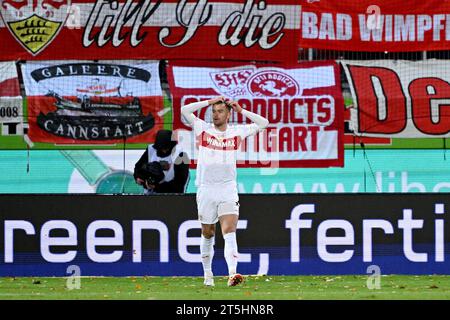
[208,96,225,105]
[208,96,243,113]
[229,100,243,113]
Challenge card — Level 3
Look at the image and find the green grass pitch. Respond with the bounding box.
[0,275,449,300]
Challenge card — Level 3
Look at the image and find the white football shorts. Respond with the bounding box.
[196,182,240,224]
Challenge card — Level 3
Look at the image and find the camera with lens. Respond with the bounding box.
[134,161,165,188]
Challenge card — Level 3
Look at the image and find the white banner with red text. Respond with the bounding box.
[167,60,344,168]
[21,60,164,144]
[342,60,450,138]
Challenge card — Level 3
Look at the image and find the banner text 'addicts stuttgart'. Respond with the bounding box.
[167,60,344,168]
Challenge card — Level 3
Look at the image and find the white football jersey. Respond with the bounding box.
[193,118,260,187]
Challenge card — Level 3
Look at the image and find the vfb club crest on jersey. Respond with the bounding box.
[0,0,70,55]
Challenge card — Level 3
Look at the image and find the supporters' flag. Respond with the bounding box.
[0,0,301,63]
[21,60,164,144]
[0,61,22,125]
[342,60,450,138]
[300,0,450,52]
[0,61,19,97]
[167,60,344,168]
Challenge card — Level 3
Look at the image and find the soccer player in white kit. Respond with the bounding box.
[181,96,269,287]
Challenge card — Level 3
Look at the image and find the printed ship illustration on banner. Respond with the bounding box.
[40,85,155,140]
[22,61,163,143]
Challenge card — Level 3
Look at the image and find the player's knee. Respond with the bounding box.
[222,226,236,235]
[202,228,215,239]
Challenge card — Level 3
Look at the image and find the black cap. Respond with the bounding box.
[153,130,177,150]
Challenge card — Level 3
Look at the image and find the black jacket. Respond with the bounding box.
[134,148,190,193]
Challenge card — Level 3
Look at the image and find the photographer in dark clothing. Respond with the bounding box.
[134,130,190,194]
[134,161,166,194]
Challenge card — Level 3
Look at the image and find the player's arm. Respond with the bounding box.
[181,97,224,126]
[229,100,269,130]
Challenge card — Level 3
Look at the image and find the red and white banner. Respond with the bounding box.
[21,60,164,144]
[167,60,344,168]
[0,61,22,126]
[300,0,450,51]
[0,0,301,62]
[342,60,450,138]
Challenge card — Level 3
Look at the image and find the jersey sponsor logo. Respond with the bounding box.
[247,70,299,97]
[198,131,242,151]
[0,0,70,55]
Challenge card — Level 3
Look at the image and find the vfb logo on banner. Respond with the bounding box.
[0,0,71,55]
